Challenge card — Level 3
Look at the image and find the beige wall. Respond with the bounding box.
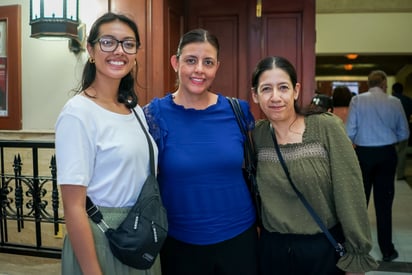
[315,0,412,93]
[0,0,108,132]
[316,12,412,94]
[316,13,412,54]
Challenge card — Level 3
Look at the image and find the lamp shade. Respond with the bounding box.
[30,0,79,40]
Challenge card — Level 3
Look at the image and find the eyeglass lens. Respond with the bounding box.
[98,37,137,54]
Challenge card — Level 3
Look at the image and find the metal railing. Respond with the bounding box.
[0,140,63,258]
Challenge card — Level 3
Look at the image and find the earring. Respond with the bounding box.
[89,57,95,64]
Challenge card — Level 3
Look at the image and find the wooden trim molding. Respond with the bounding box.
[0,5,22,130]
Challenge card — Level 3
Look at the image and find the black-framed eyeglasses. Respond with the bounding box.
[95,36,139,54]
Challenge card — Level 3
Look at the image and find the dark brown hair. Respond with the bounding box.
[176,28,220,59]
[332,85,353,107]
[78,12,141,108]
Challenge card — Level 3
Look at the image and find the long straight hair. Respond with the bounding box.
[76,12,141,108]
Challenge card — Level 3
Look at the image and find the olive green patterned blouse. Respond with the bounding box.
[252,113,378,272]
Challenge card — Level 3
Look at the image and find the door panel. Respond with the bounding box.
[164,6,184,93]
[109,0,315,112]
[186,0,315,119]
[263,14,301,71]
[248,13,302,118]
[186,0,249,100]
[198,16,240,98]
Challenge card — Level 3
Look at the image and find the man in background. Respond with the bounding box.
[346,70,409,262]
[392,82,412,180]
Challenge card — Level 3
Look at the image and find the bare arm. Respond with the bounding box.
[61,185,103,275]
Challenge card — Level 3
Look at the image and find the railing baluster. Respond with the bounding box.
[13,155,23,231]
[50,155,60,235]
[0,140,63,258]
[32,146,42,248]
[0,146,6,244]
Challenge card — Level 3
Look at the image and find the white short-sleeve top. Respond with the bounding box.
[55,95,158,207]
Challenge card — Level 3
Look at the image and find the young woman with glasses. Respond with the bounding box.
[55,12,161,275]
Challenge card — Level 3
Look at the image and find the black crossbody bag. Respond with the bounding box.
[86,109,168,269]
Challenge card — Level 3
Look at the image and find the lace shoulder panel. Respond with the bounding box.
[143,97,169,153]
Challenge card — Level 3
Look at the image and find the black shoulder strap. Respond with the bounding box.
[226,97,256,175]
[132,108,155,175]
[86,108,156,227]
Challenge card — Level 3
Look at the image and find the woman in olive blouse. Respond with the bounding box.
[251,56,378,275]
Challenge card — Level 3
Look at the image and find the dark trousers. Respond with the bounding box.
[160,225,258,275]
[355,145,397,256]
[259,225,345,275]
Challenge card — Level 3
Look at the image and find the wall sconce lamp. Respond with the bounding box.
[29,0,85,54]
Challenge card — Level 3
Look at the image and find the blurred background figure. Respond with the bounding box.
[346,70,409,262]
[309,93,333,113]
[332,85,353,123]
[392,82,412,180]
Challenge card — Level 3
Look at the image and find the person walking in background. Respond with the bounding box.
[332,85,353,123]
[143,29,258,275]
[392,82,412,180]
[251,56,378,275]
[346,70,409,262]
[55,12,161,275]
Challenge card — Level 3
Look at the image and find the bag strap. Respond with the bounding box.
[86,196,110,232]
[226,97,262,225]
[131,108,155,175]
[226,97,256,179]
[86,108,155,229]
[269,125,346,257]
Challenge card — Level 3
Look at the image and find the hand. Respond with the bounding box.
[345,272,364,275]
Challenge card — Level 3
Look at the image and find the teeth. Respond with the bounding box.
[192,78,203,83]
[109,60,124,65]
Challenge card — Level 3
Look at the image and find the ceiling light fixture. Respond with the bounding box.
[345,53,358,60]
[344,64,353,71]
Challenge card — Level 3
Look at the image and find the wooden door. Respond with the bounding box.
[110,0,185,101]
[186,0,315,118]
[109,0,315,113]
[186,0,250,100]
[164,0,185,93]
[248,0,315,117]
[110,0,166,105]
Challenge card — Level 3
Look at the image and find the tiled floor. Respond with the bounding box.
[366,178,412,275]
[365,151,412,275]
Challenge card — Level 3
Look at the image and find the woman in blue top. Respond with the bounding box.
[143,28,258,275]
